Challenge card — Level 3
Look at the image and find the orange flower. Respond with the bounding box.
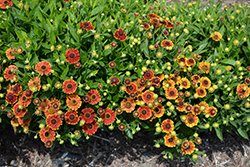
[80,21,94,31]
[6,47,15,59]
[65,110,79,125]
[185,58,196,66]
[200,77,211,89]
[192,105,201,115]
[133,79,146,92]
[87,90,101,105]
[161,39,174,49]
[236,84,249,98]
[100,108,116,125]
[165,20,175,29]
[142,90,154,103]
[143,70,154,80]
[66,94,82,110]
[4,65,18,81]
[161,119,174,133]
[196,87,207,98]
[199,101,209,114]
[138,106,152,120]
[152,104,165,118]
[114,28,127,41]
[35,61,52,76]
[164,134,177,148]
[165,87,178,100]
[185,113,199,128]
[180,78,191,89]
[121,98,135,113]
[181,140,195,155]
[198,62,210,74]
[6,92,17,104]
[81,108,96,124]
[126,83,137,94]
[208,106,217,117]
[12,103,27,117]
[28,77,41,91]
[210,31,222,41]
[191,74,200,83]
[63,80,77,94]
[50,98,61,111]
[65,48,80,64]
[18,91,32,107]
[82,120,99,135]
[46,114,62,130]
[0,0,13,9]
[39,127,55,144]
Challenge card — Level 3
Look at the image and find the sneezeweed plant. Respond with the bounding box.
[0,0,250,163]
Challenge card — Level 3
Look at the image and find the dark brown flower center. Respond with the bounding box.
[69,53,75,59]
[199,89,204,94]
[165,123,171,129]
[146,94,152,99]
[88,124,93,129]
[83,22,89,27]
[67,84,73,89]
[45,132,50,137]
[51,119,57,125]
[4,1,9,5]
[85,113,91,118]
[141,109,147,115]
[13,86,18,92]
[41,65,47,71]
[105,113,111,119]
[168,138,173,143]
[169,91,175,96]
[118,30,124,36]
[69,114,75,120]
[125,102,132,108]
[188,117,194,123]
[7,94,13,100]
[203,80,209,85]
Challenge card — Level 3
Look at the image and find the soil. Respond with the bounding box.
[1,123,250,167]
[1,0,250,167]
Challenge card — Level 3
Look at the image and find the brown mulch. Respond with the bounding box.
[1,124,250,167]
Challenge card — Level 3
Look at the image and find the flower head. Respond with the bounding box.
[46,114,62,130]
[63,80,77,94]
[65,49,80,64]
[138,106,152,120]
[82,120,98,135]
[161,119,174,133]
[210,31,222,41]
[35,61,52,76]
[80,21,94,31]
[81,108,95,123]
[114,28,127,41]
[66,93,82,110]
[121,98,135,113]
[100,108,116,125]
[87,90,101,105]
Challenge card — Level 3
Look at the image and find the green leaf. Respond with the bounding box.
[139,121,149,129]
[179,124,194,135]
[61,66,69,77]
[91,6,105,16]
[237,127,249,140]
[220,59,236,66]
[113,94,119,102]
[125,129,133,139]
[215,128,223,141]
[67,23,79,42]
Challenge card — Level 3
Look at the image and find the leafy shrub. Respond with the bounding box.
[0,0,250,162]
